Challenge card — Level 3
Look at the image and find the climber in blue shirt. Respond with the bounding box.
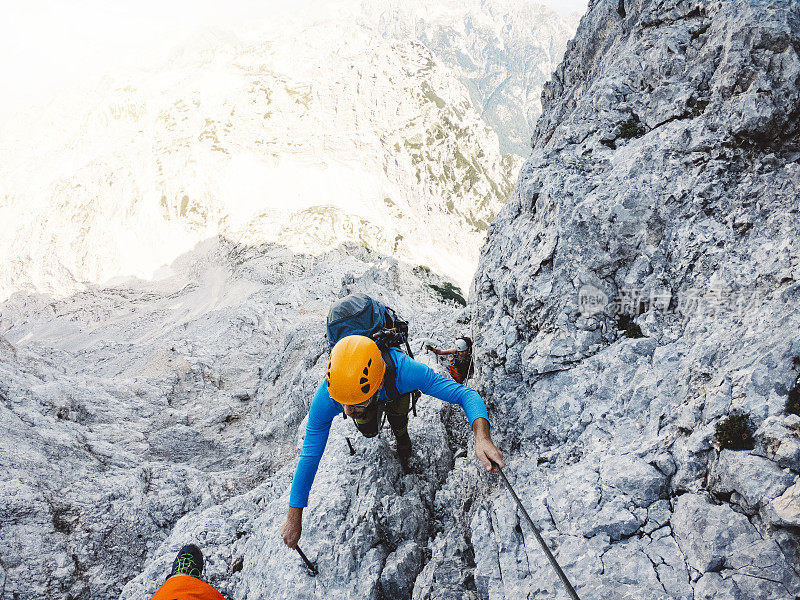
[281,335,504,549]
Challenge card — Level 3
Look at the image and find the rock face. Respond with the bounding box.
[470,0,800,598]
[0,239,477,600]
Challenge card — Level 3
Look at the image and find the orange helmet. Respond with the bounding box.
[326,335,385,405]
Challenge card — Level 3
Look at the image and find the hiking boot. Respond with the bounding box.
[396,433,413,473]
[169,544,204,579]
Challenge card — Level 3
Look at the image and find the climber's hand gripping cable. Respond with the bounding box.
[473,417,504,472]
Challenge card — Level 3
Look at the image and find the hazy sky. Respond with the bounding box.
[0,0,313,123]
[0,0,587,125]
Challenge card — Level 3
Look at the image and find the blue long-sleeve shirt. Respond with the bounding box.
[288,348,489,507]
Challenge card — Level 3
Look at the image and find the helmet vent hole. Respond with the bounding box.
[361,384,370,394]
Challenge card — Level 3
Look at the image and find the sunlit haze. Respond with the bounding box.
[0,0,314,125]
[0,0,586,126]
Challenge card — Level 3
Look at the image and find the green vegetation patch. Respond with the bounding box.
[468,217,488,232]
[285,85,312,109]
[429,282,466,306]
[715,411,754,451]
[421,81,446,109]
[454,149,470,169]
[414,265,466,306]
[414,265,431,276]
[691,23,711,41]
[618,115,646,139]
[231,557,244,574]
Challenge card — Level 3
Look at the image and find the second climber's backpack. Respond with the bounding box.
[447,336,474,383]
[326,293,420,414]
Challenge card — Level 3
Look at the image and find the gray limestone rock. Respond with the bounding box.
[708,449,795,513]
[381,541,424,598]
[0,242,476,600]
[469,0,800,596]
[672,493,757,573]
[600,454,668,508]
[672,493,799,598]
[693,572,741,600]
[644,499,672,534]
[764,482,800,528]
[545,464,601,536]
[756,414,800,470]
[585,497,640,541]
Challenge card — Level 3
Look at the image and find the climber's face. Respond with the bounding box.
[342,387,379,417]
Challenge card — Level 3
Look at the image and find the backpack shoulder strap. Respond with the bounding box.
[380,347,422,416]
[379,346,401,403]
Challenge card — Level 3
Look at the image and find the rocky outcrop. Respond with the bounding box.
[0,239,473,600]
[469,0,800,598]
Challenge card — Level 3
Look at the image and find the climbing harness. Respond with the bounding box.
[492,461,581,600]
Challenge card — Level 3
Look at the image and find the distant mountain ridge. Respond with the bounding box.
[347,0,577,155]
[0,1,576,302]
